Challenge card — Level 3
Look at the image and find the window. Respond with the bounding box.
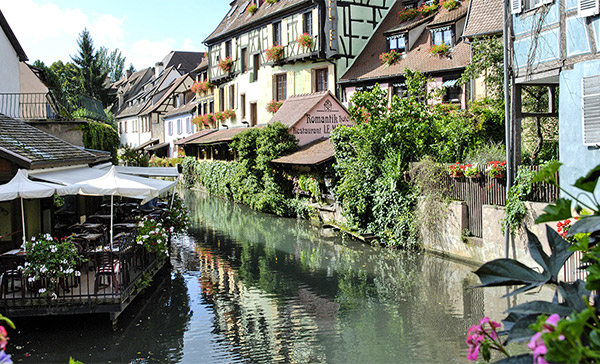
[119,122,123,134]
[387,35,406,53]
[124,121,127,133]
[241,48,248,73]
[225,40,232,58]
[252,54,260,82]
[250,102,257,126]
[209,101,214,113]
[443,79,462,103]
[219,88,225,112]
[583,75,600,145]
[303,11,312,35]
[229,84,235,109]
[275,74,287,101]
[392,83,408,99]
[168,121,173,136]
[241,94,246,119]
[315,68,328,92]
[273,21,282,45]
[186,117,192,134]
[431,27,453,47]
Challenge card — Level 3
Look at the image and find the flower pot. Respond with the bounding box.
[450,174,463,179]
[490,173,505,179]
[466,173,481,180]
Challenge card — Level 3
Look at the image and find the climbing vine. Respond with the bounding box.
[503,167,536,234]
[79,121,119,163]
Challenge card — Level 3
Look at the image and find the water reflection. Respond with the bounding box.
[6,191,520,363]
[180,191,506,364]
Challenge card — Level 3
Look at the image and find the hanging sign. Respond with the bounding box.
[324,0,339,58]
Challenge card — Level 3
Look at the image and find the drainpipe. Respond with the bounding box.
[503,0,513,258]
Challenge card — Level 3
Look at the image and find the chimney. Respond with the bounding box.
[155,62,164,78]
[126,69,132,79]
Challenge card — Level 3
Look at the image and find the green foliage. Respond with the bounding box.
[97,46,126,82]
[331,70,504,248]
[71,29,111,106]
[459,37,504,103]
[119,145,149,167]
[186,122,299,216]
[79,121,119,163]
[298,175,321,201]
[503,168,536,234]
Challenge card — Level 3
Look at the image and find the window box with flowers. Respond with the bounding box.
[23,234,85,299]
[429,43,450,55]
[190,81,214,93]
[266,100,283,113]
[214,111,225,122]
[247,3,257,14]
[297,33,313,50]
[398,8,419,22]
[223,109,236,120]
[441,0,460,10]
[265,44,284,61]
[266,0,279,3]
[379,50,400,67]
[419,2,439,17]
[463,164,481,179]
[218,56,234,73]
[487,160,507,178]
[448,162,465,178]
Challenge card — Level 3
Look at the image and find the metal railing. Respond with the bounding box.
[0,93,59,120]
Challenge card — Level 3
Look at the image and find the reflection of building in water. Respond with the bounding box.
[194,245,331,363]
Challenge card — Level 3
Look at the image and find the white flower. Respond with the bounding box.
[31,236,36,241]
[27,277,35,283]
[51,293,57,300]
[44,233,52,240]
[17,265,23,271]
[74,271,81,277]
[38,288,46,294]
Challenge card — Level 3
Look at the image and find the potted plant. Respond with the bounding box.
[247,3,257,14]
[136,217,169,260]
[297,33,313,50]
[379,50,400,66]
[429,43,450,55]
[218,56,234,73]
[23,234,84,299]
[448,162,465,178]
[266,100,283,113]
[487,160,507,178]
[265,44,284,61]
[463,164,481,179]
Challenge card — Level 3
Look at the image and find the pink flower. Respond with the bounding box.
[465,317,502,361]
[528,332,548,364]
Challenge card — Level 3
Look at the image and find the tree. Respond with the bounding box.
[97,47,126,82]
[71,29,110,106]
[33,60,84,115]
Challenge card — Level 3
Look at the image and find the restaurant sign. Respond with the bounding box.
[291,97,353,146]
[324,0,339,58]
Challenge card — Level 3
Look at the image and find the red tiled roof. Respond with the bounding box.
[340,1,470,82]
[463,0,503,38]
[271,138,334,165]
[204,0,311,44]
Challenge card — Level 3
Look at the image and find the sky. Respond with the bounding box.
[0,0,231,71]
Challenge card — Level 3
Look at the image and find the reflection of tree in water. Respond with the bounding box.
[184,191,503,364]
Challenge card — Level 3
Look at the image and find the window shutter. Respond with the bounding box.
[582,75,600,145]
[579,0,599,17]
[511,0,522,13]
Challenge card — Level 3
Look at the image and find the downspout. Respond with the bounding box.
[503,0,513,258]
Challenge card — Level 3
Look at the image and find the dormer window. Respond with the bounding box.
[431,26,454,47]
[387,34,406,53]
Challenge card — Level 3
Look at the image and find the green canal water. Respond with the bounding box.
[8,191,520,363]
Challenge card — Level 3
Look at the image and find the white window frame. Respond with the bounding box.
[582,75,600,146]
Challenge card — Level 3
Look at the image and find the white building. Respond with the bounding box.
[0,10,28,118]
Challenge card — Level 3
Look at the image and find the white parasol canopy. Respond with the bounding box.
[56,166,160,248]
[0,169,58,244]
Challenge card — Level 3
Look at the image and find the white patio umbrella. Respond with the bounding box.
[56,166,159,249]
[0,169,58,245]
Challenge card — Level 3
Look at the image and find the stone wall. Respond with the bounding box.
[420,200,552,266]
[28,120,86,147]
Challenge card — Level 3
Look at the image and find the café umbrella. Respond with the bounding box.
[0,169,58,245]
[56,166,159,249]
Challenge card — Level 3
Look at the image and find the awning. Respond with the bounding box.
[271,138,335,165]
[29,166,177,196]
[442,79,459,88]
[135,138,159,151]
[94,163,180,178]
[174,129,216,145]
[189,127,252,145]
[145,142,169,152]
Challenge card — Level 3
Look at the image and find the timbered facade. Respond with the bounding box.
[203,0,396,128]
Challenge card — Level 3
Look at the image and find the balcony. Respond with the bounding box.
[0,93,106,122]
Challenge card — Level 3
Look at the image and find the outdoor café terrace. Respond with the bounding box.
[0,165,180,323]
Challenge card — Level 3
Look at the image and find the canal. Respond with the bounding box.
[8,191,519,363]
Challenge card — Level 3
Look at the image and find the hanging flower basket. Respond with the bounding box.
[218,56,234,73]
[265,44,284,61]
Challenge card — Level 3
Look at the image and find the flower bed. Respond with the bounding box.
[218,56,233,73]
[379,50,400,66]
[265,44,284,61]
[266,100,283,113]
